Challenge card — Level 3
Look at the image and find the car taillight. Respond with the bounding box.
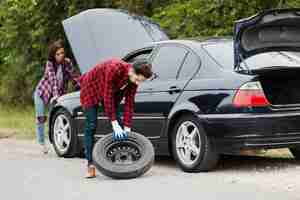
[233,81,270,107]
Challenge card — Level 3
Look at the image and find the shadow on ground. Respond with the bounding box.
[153,154,300,172]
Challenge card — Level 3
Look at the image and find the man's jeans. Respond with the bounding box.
[84,104,123,165]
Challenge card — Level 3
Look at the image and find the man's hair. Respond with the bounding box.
[48,39,64,63]
[132,59,153,79]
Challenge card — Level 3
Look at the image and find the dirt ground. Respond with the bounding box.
[0,137,300,200]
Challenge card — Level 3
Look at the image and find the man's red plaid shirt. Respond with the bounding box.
[79,58,137,127]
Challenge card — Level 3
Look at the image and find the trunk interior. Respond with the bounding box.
[259,69,300,106]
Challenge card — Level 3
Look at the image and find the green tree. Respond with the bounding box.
[151,0,285,38]
[0,0,300,105]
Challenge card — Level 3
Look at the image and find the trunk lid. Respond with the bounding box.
[234,8,300,72]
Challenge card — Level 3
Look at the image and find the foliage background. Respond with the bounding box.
[1,0,299,105]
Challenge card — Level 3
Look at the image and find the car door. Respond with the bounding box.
[93,48,154,136]
[132,44,189,138]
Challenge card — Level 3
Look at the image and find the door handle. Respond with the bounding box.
[168,86,181,94]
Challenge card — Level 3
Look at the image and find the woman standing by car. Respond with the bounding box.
[33,39,80,153]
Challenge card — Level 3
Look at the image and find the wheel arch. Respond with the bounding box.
[166,102,204,156]
[166,107,219,171]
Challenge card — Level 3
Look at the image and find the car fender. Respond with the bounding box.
[163,101,206,138]
[48,97,80,143]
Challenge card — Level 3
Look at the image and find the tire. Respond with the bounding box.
[51,109,78,158]
[289,147,300,159]
[92,132,155,179]
[171,114,219,172]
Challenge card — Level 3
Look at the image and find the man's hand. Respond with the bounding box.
[111,120,126,141]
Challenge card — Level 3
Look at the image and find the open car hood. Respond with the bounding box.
[234,8,300,70]
[62,9,169,73]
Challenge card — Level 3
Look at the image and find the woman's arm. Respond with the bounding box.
[64,58,81,89]
[45,61,59,98]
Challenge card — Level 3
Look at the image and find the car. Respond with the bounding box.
[49,8,300,172]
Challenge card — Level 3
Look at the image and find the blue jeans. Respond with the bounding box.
[84,104,123,165]
[33,90,46,145]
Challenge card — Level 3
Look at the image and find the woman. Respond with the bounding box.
[33,39,80,153]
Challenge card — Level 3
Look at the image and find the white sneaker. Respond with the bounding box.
[40,144,49,154]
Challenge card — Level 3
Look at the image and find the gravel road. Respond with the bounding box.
[0,138,299,200]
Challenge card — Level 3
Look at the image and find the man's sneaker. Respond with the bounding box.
[85,165,96,178]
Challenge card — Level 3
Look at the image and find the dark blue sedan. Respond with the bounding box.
[49,8,300,172]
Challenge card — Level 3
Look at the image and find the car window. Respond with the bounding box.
[151,45,188,80]
[195,49,223,79]
[202,42,234,69]
[177,52,200,79]
[203,41,300,70]
[126,50,152,63]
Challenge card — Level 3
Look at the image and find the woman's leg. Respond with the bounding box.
[33,90,47,145]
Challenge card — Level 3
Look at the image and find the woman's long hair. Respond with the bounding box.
[48,39,64,64]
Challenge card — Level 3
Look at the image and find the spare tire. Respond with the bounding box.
[92,132,155,179]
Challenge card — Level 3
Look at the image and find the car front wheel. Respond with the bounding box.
[51,109,78,158]
[171,114,219,172]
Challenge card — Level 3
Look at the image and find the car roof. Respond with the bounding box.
[143,37,233,52]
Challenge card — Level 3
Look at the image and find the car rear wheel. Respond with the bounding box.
[171,114,219,172]
[51,109,78,157]
[289,146,300,159]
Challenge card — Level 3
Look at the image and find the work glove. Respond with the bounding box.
[111,120,126,141]
[123,126,131,140]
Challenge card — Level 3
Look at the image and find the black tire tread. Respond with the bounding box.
[51,109,78,158]
[92,132,154,179]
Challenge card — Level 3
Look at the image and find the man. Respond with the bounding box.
[79,58,153,178]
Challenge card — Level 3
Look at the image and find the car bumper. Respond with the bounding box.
[200,112,300,151]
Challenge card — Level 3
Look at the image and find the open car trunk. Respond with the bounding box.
[259,69,300,106]
[234,8,300,71]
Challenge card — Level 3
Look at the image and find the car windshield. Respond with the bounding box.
[133,15,169,41]
[203,41,300,70]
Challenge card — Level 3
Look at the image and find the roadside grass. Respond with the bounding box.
[249,149,293,159]
[0,104,39,139]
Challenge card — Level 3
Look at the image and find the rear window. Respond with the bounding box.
[203,42,234,69]
[203,42,300,70]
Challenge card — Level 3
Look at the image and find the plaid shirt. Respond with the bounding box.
[36,59,80,104]
[80,58,137,128]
